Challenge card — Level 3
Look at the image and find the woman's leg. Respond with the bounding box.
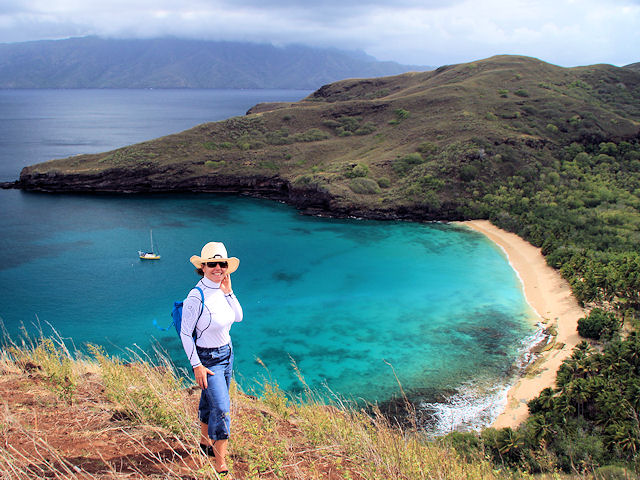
[201,367,231,471]
[200,421,213,446]
[213,439,229,471]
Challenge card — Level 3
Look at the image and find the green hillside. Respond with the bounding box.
[14,54,640,474]
[18,56,637,207]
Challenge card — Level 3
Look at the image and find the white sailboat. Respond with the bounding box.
[138,229,161,260]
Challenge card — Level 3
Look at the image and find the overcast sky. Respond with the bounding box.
[0,0,638,68]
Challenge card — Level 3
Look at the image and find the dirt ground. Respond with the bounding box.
[0,362,356,479]
[0,364,203,478]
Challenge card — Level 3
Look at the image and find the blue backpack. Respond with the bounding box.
[155,287,204,338]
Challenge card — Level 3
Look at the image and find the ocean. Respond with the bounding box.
[0,89,538,433]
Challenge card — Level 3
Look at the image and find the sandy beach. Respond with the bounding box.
[461,220,585,428]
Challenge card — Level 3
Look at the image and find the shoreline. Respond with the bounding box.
[460,220,584,429]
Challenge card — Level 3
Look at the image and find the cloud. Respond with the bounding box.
[0,0,638,67]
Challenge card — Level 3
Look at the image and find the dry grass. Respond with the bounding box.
[0,330,598,479]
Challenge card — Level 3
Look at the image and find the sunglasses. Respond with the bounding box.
[205,261,228,268]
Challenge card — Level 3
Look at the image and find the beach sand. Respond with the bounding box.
[461,220,585,429]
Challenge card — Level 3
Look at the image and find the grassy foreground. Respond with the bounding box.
[0,331,604,480]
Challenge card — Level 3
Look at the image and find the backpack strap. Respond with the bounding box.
[194,286,205,320]
[185,286,205,339]
[195,286,204,318]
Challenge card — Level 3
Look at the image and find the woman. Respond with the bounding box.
[180,241,243,475]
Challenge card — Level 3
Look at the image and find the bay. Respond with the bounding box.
[0,89,537,432]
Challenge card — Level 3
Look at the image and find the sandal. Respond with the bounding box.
[199,443,216,457]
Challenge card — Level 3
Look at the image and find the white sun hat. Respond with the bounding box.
[189,241,239,273]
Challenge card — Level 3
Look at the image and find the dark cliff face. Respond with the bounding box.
[15,166,348,216]
[18,166,290,196]
[15,166,461,222]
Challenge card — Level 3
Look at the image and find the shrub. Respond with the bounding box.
[594,153,615,165]
[497,89,509,97]
[337,116,361,132]
[266,128,293,145]
[322,119,341,129]
[294,174,313,186]
[392,153,424,176]
[366,88,390,99]
[345,163,369,178]
[485,112,498,121]
[577,308,619,340]
[205,160,226,168]
[323,116,375,136]
[440,432,482,463]
[389,108,410,125]
[569,115,582,126]
[514,89,530,97]
[259,160,279,171]
[355,122,376,135]
[546,123,559,134]
[293,128,330,142]
[417,142,438,155]
[349,177,380,194]
[574,152,593,168]
[377,177,391,188]
[460,164,479,181]
[394,108,410,120]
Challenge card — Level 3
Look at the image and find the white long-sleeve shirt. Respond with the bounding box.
[180,276,243,368]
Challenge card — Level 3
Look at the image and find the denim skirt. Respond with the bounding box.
[196,343,233,440]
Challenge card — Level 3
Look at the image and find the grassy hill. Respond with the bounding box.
[19,55,639,215]
[625,62,640,73]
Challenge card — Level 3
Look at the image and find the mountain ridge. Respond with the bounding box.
[0,36,427,89]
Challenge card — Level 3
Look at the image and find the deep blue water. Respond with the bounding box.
[0,89,538,432]
[0,88,309,182]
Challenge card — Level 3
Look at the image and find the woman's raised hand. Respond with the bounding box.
[220,274,232,294]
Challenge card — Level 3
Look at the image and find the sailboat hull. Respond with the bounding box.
[139,252,161,260]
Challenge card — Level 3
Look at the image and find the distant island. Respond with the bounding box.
[0,36,427,89]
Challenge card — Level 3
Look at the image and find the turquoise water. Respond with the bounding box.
[0,189,537,430]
